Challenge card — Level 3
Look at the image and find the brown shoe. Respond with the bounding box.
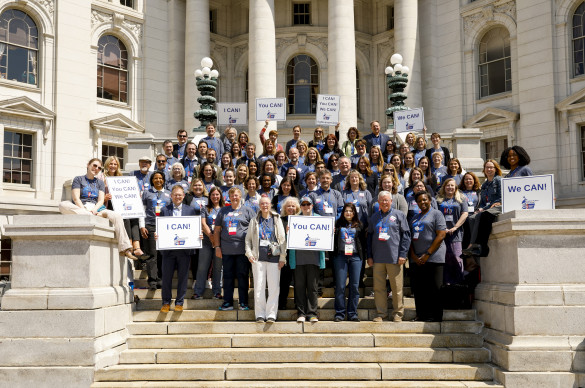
[174,305,184,312]
[372,316,384,323]
[123,249,138,261]
[393,316,402,322]
[160,304,170,313]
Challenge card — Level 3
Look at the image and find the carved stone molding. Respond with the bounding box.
[463,1,517,35]
[306,36,328,55]
[377,40,394,63]
[212,44,227,61]
[234,45,247,65]
[91,9,112,28]
[275,37,297,58]
[356,41,370,59]
[91,9,143,39]
[37,0,54,16]
[122,19,143,38]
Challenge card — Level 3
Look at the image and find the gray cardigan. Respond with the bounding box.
[245,210,287,263]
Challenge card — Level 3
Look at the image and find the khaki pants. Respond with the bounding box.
[373,262,404,319]
[58,201,132,253]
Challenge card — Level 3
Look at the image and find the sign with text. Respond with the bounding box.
[501,174,555,213]
[217,103,248,126]
[393,107,425,133]
[255,98,287,121]
[156,216,202,250]
[106,176,146,219]
[315,94,340,125]
[286,215,334,251]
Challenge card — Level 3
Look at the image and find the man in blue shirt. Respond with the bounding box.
[281,147,308,180]
[172,129,189,159]
[202,123,225,156]
[180,142,199,181]
[363,120,391,152]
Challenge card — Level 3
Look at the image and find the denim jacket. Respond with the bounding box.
[478,175,502,209]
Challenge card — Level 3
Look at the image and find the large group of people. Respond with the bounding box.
[59,120,534,323]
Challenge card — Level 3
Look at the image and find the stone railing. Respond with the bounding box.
[0,215,133,387]
[476,209,585,387]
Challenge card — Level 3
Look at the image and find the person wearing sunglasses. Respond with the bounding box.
[173,129,189,160]
[59,158,137,261]
[349,139,368,168]
[308,127,326,152]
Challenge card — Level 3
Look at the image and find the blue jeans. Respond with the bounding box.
[194,244,222,296]
[222,254,250,306]
[333,255,362,320]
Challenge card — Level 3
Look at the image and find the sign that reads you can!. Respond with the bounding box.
[315,94,340,126]
[501,174,555,213]
[286,215,335,251]
[256,98,287,121]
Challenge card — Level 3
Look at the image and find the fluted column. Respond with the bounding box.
[328,0,357,143]
[184,0,210,132]
[248,0,277,141]
[394,0,422,109]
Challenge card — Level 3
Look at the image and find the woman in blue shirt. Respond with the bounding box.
[500,146,533,177]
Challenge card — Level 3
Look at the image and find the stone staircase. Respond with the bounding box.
[92,268,502,387]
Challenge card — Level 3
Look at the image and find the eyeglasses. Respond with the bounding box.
[178,135,187,138]
[156,160,166,163]
[384,169,394,172]
[315,131,323,133]
[301,203,311,206]
[356,144,365,148]
[91,164,102,170]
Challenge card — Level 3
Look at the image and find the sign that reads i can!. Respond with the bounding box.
[156,216,202,250]
[217,103,248,125]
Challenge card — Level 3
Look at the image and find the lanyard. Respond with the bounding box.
[412,210,430,228]
[260,217,271,240]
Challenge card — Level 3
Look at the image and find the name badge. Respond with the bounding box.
[413,232,420,240]
[445,215,454,222]
[260,240,270,247]
[345,245,354,255]
[468,206,475,212]
[378,226,389,241]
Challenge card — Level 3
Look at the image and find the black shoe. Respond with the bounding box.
[350,316,360,322]
[334,316,343,322]
[148,283,157,291]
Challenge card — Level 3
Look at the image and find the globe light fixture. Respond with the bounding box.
[385,53,411,129]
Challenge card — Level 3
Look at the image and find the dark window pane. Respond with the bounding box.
[4,144,11,157]
[21,159,31,172]
[3,157,10,170]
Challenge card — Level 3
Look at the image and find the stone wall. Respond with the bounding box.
[0,215,133,388]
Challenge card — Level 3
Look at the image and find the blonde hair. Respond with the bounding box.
[280,196,301,217]
[436,178,464,204]
[103,156,123,177]
[344,170,367,191]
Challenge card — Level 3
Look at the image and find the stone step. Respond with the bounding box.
[92,381,504,388]
[118,347,490,364]
[126,321,480,335]
[134,296,416,310]
[94,363,493,382]
[126,333,483,349]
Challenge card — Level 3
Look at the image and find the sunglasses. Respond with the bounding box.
[178,135,187,138]
[301,203,311,206]
[91,164,102,170]
[156,160,166,163]
[356,144,365,148]
[384,169,394,172]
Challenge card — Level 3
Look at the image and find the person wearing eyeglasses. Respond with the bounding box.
[173,129,189,160]
[59,158,137,261]
[308,127,325,152]
[349,139,368,168]
[341,127,362,158]
[154,154,171,181]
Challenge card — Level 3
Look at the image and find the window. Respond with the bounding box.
[0,9,38,85]
[102,144,126,169]
[293,3,310,25]
[97,35,128,103]
[573,3,585,77]
[387,6,394,30]
[120,0,134,8]
[356,68,361,119]
[3,130,33,185]
[286,55,318,114]
[484,138,508,162]
[478,27,511,98]
[0,238,11,282]
[210,9,217,34]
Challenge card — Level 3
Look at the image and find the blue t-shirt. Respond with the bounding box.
[72,175,105,205]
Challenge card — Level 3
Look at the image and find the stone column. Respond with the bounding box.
[394,0,422,109]
[450,127,485,174]
[328,0,357,144]
[248,0,277,142]
[476,210,585,387]
[184,0,210,132]
[0,215,133,387]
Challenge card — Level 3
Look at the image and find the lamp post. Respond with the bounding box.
[384,53,410,130]
[193,57,219,132]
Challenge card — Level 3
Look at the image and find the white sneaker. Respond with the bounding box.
[206,279,212,289]
[297,315,306,322]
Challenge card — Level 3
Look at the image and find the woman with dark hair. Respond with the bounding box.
[220,152,233,173]
[198,187,225,300]
[390,154,407,190]
[243,176,262,213]
[200,162,222,192]
[285,166,302,193]
[299,171,319,197]
[413,136,427,166]
[272,176,298,214]
[462,160,503,258]
[220,168,244,206]
[342,170,373,228]
[406,180,438,222]
[235,164,249,186]
[341,127,361,157]
[425,132,451,167]
[405,167,434,198]
[459,172,481,214]
[418,156,433,186]
[237,132,249,153]
[139,171,170,290]
[230,143,242,165]
[278,197,300,310]
[356,156,379,195]
[247,160,259,178]
[326,154,340,177]
[258,173,277,199]
[409,191,447,322]
[383,139,396,164]
[308,127,325,152]
[320,134,342,164]
[332,203,366,322]
[500,146,533,177]
[261,159,282,187]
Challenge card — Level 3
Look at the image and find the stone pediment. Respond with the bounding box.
[0,96,55,120]
[555,87,585,112]
[463,107,518,128]
[90,113,145,135]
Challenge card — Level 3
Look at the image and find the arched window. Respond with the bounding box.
[573,2,585,77]
[0,9,39,86]
[97,35,128,103]
[286,55,318,114]
[478,27,511,98]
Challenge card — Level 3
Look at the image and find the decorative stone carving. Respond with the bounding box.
[90,9,143,39]
[307,36,328,55]
[297,34,307,47]
[37,0,54,16]
[275,37,297,57]
[377,40,394,63]
[356,41,370,58]
[213,44,227,62]
[234,45,247,65]
[122,19,143,38]
[91,9,112,28]
[463,1,517,35]
[113,12,124,31]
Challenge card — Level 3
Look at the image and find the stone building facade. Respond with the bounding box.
[1,0,585,224]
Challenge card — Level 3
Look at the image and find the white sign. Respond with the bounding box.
[286,215,334,251]
[106,176,146,219]
[256,98,287,121]
[393,107,425,133]
[156,216,202,250]
[315,94,340,125]
[501,174,555,213]
[217,103,248,126]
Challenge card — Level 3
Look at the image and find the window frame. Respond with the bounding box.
[292,2,311,26]
[96,34,129,104]
[0,8,40,87]
[2,129,34,186]
[286,54,319,115]
[572,2,585,78]
[483,137,508,162]
[478,27,512,99]
[101,143,126,170]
